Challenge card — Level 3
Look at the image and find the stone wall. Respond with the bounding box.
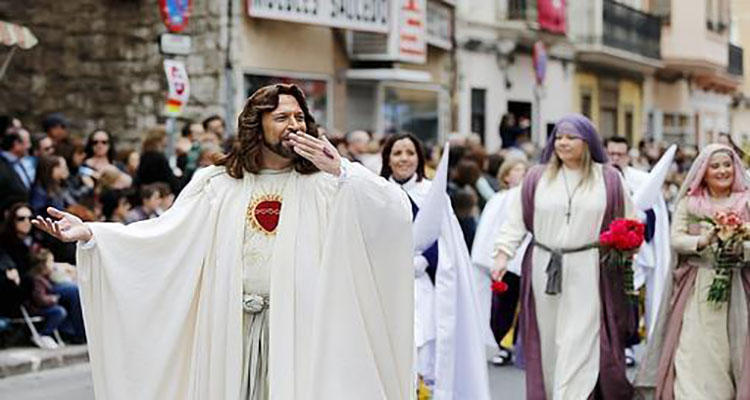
[0,0,227,148]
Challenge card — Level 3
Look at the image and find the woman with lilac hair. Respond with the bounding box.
[492,114,637,399]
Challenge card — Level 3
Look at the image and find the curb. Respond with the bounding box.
[0,345,88,378]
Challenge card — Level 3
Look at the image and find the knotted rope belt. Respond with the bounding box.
[533,240,600,295]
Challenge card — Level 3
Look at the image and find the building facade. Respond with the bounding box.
[648,0,742,147]
[455,0,573,151]
[0,0,455,145]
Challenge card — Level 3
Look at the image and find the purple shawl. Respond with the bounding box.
[519,164,633,400]
[540,114,609,164]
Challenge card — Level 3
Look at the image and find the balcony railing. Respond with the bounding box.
[729,44,744,76]
[602,0,661,60]
[507,0,536,21]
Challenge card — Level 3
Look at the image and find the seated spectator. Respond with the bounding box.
[117,148,140,178]
[26,249,85,348]
[99,189,133,223]
[30,155,76,216]
[97,164,133,191]
[135,127,180,194]
[83,129,117,172]
[152,182,174,215]
[30,156,77,264]
[124,183,162,224]
[0,203,39,277]
[0,252,25,319]
[0,252,26,347]
[64,139,95,204]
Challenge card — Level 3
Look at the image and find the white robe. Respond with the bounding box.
[471,186,531,348]
[624,167,671,339]
[77,162,414,400]
[394,175,434,350]
[396,173,491,399]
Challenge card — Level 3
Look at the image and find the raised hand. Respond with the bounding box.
[289,132,342,176]
[31,207,93,243]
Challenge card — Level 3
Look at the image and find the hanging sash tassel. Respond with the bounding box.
[533,240,600,295]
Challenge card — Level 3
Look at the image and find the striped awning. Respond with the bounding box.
[0,21,38,50]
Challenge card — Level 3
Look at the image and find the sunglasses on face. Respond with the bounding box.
[93,140,109,145]
[15,215,31,222]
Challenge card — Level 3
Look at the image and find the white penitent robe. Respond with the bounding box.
[76,161,414,400]
[495,164,634,399]
[471,186,531,348]
[399,171,491,400]
[392,175,436,378]
[623,167,671,339]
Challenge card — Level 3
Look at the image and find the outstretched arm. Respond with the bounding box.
[32,207,93,243]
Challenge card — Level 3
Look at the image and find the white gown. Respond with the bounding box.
[495,164,634,399]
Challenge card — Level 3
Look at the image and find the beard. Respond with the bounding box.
[263,135,298,160]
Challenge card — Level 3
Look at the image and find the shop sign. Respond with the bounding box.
[159,0,192,33]
[159,33,192,55]
[395,0,426,63]
[163,60,190,116]
[248,0,390,33]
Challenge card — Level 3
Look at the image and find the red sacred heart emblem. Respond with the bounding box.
[253,200,281,233]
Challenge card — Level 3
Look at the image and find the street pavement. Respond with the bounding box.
[0,362,527,399]
[0,363,94,400]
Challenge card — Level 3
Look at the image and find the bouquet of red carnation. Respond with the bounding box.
[600,218,646,251]
[600,218,646,302]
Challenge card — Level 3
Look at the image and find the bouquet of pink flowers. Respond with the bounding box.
[699,210,750,303]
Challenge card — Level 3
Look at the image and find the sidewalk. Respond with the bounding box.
[0,345,88,378]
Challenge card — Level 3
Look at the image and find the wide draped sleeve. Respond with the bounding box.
[76,166,228,400]
[308,161,415,400]
[670,199,702,254]
[493,185,527,259]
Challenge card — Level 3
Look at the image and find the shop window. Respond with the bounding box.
[383,86,439,143]
[600,107,618,138]
[470,88,486,142]
[245,74,330,128]
[581,92,593,119]
[625,109,634,143]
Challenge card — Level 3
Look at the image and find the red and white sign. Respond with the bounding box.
[537,0,566,34]
[397,0,427,63]
[163,60,190,116]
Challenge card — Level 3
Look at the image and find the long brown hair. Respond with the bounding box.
[216,84,320,178]
[34,155,65,194]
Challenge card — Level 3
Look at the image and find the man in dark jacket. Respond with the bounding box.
[0,131,31,220]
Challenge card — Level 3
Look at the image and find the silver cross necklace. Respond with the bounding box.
[561,168,583,223]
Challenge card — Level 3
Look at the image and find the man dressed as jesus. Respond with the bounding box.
[33,84,415,400]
